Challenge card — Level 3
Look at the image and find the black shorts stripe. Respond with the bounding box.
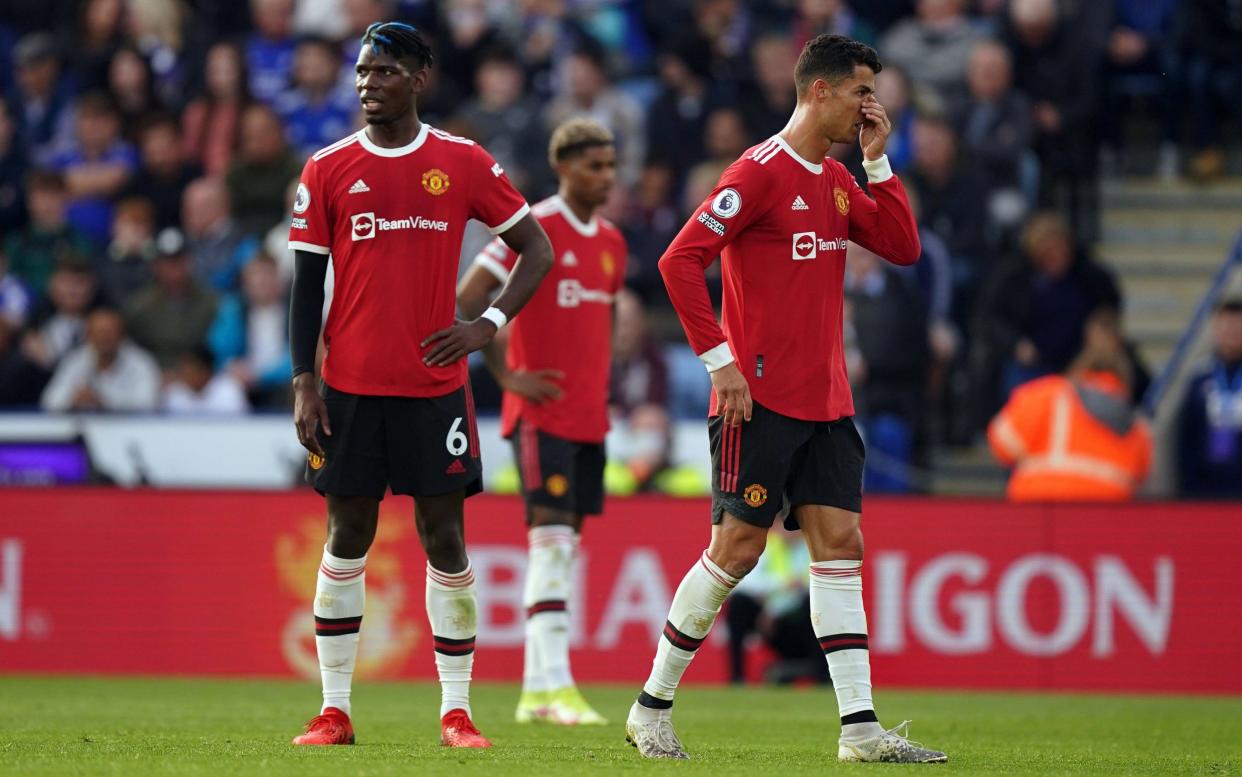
[819,632,869,654]
[527,600,567,617]
[662,621,705,652]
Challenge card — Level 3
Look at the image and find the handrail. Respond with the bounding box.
[1141,229,1242,416]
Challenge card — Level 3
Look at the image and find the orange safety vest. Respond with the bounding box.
[987,373,1152,501]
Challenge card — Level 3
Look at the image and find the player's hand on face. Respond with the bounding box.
[503,368,564,404]
[859,95,891,161]
[292,375,331,456]
[421,318,496,367]
[710,361,753,427]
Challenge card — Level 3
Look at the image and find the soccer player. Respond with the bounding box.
[624,34,947,763]
[456,119,625,726]
[286,22,553,748]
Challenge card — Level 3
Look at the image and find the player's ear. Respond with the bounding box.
[410,65,429,94]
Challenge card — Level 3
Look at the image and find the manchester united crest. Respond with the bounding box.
[600,250,615,276]
[833,187,850,216]
[422,168,450,196]
[307,452,325,470]
[545,474,569,497]
[743,483,768,508]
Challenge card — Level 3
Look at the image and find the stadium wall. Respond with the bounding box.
[0,491,1238,694]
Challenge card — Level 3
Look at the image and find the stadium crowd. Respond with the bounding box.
[0,0,1239,496]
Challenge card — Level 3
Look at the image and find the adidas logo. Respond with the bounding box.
[445,458,467,475]
[561,250,578,267]
[791,195,809,211]
[348,179,370,194]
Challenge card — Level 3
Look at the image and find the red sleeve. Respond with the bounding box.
[469,144,531,235]
[844,163,920,266]
[288,157,331,254]
[658,161,771,365]
[471,236,518,283]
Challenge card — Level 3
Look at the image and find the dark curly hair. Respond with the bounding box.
[794,34,882,93]
[360,21,434,70]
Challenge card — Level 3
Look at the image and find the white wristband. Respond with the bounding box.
[480,306,508,330]
[862,154,893,184]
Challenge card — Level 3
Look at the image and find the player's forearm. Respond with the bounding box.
[658,249,731,369]
[289,251,328,379]
[859,171,921,266]
[490,223,553,321]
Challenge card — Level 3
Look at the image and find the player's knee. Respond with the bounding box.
[709,543,764,578]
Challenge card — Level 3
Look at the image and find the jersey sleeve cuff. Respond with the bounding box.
[698,342,735,372]
[488,203,531,235]
[862,155,894,184]
[474,255,510,283]
[289,240,330,255]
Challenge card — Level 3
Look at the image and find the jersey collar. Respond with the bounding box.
[771,134,824,175]
[356,122,430,158]
[551,195,599,237]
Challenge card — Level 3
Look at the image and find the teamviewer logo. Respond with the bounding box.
[351,212,376,241]
[792,231,817,260]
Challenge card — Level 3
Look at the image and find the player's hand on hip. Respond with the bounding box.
[292,375,331,456]
[711,362,752,427]
[859,95,891,161]
[503,368,564,404]
[421,318,495,367]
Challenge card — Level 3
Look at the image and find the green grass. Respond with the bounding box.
[1,677,1240,776]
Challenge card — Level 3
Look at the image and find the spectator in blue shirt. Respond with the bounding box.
[7,32,75,164]
[1178,298,1242,498]
[274,36,356,159]
[245,0,298,106]
[48,92,138,245]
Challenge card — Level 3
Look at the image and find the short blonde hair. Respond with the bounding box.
[548,118,614,168]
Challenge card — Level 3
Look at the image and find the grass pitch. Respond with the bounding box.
[1,676,1239,776]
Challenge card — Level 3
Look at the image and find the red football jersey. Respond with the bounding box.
[660,136,920,422]
[473,195,627,443]
[288,124,530,397]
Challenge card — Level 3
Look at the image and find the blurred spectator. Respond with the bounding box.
[620,162,680,307]
[0,99,28,236]
[0,248,32,328]
[124,0,195,110]
[645,35,714,185]
[872,65,915,173]
[544,45,645,187]
[226,103,303,237]
[122,114,202,231]
[725,525,824,685]
[22,256,103,372]
[8,32,75,165]
[98,197,157,305]
[790,0,876,52]
[245,0,298,106]
[1004,0,1102,239]
[1181,0,1242,180]
[47,92,139,244]
[692,0,754,75]
[108,47,163,133]
[738,33,797,142]
[182,41,248,176]
[40,306,160,412]
[844,242,930,493]
[878,0,986,106]
[609,288,672,490]
[161,343,250,414]
[952,39,1032,226]
[1177,298,1242,498]
[908,115,987,293]
[123,227,220,370]
[183,177,259,292]
[69,0,126,95]
[263,177,301,286]
[3,169,95,298]
[1099,0,1179,178]
[0,316,51,406]
[972,211,1120,418]
[987,335,1151,501]
[453,46,549,194]
[274,36,356,159]
[433,0,504,106]
[293,0,350,41]
[848,0,915,33]
[208,252,292,408]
